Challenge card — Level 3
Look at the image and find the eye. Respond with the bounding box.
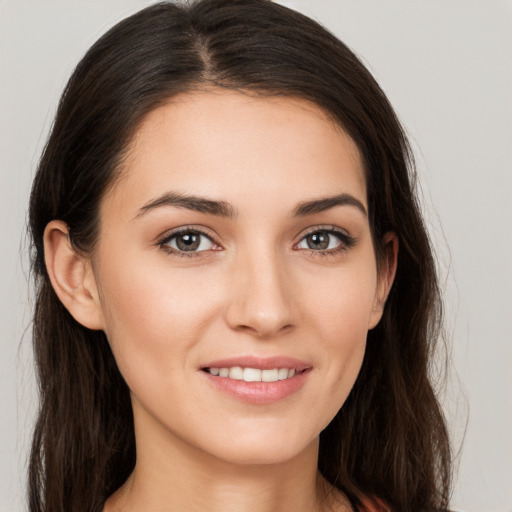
[295,228,355,253]
[160,229,218,254]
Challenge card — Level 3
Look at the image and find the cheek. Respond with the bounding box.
[96,255,222,388]
[301,263,376,413]
[303,259,377,342]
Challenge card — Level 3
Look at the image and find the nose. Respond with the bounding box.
[224,248,297,339]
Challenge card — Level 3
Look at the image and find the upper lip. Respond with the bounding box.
[201,355,311,371]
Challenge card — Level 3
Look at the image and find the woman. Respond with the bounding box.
[28,0,451,511]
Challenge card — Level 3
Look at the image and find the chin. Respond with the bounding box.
[193,422,319,467]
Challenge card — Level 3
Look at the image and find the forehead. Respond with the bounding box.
[107,90,367,216]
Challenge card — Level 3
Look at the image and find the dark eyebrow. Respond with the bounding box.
[135,191,366,220]
[291,193,367,217]
[136,192,238,219]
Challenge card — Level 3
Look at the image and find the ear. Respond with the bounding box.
[43,220,105,330]
[368,232,398,329]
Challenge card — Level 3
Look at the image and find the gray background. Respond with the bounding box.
[1,1,511,511]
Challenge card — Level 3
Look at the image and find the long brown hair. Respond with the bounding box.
[28,1,451,510]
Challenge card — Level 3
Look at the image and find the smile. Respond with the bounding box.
[204,366,300,382]
[200,357,312,404]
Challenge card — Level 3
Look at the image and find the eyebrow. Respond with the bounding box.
[136,192,238,219]
[292,193,367,217]
[135,191,367,219]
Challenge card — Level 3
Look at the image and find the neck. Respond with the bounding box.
[104,402,349,512]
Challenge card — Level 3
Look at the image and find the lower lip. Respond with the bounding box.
[201,369,311,405]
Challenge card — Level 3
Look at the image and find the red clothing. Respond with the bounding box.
[359,496,390,512]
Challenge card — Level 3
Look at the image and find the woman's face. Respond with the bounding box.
[90,90,393,465]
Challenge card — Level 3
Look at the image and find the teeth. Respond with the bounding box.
[206,366,301,382]
[229,366,244,380]
[243,368,261,382]
[261,369,278,382]
[278,368,289,380]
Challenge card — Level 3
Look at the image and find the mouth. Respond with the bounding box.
[202,366,306,382]
[200,356,312,404]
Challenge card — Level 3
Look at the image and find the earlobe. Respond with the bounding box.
[368,232,398,329]
[43,220,104,330]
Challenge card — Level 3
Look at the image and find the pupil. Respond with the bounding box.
[308,232,329,250]
[177,233,200,251]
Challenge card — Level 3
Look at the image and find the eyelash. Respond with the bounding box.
[157,227,219,259]
[298,226,356,257]
[157,225,356,259]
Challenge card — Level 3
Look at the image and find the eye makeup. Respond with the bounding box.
[156,223,357,260]
[157,226,221,259]
[294,225,357,258]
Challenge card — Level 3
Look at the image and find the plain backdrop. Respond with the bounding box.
[1,1,511,511]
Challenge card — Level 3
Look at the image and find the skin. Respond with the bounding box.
[44,90,397,512]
